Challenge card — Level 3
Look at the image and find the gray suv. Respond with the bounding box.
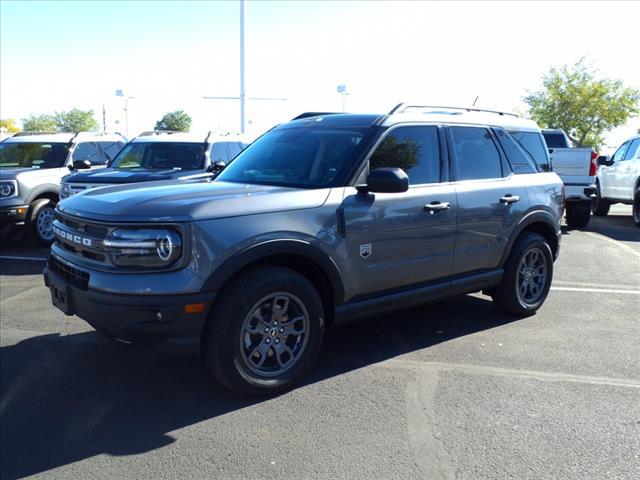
[44,105,564,395]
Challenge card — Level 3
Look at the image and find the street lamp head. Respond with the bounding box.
[337,85,346,94]
[115,89,124,97]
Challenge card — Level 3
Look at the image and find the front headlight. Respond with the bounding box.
[0,180,18,199]
[60,183,72,198]
[103,228,182,268]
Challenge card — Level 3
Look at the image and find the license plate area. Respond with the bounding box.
[49,276,73,315]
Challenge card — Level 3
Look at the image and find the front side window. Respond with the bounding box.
[72,142,102,165]
[450,126,502,180]
[0,142,68,169]
[611,141,630,163]
[216,126,368,188]
[622,138,640,161]
[110,142,205,170]
[369,126,440,185]
[509,130,550,172]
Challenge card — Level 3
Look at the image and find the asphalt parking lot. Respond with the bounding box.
[1,205,639,480]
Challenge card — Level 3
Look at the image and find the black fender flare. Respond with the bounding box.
[200,239,346,304]
[500,210,560,265]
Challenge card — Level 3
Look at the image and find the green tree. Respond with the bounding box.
[155,110,192,132]
[21,113,56,132]
[53,108,99,132]
[0,118,21,133]
[524,58,640,149]
[370,135,420,172]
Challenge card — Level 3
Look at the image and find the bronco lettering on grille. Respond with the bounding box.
[53,226,93,247]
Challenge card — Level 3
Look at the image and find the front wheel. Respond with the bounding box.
[633,187,640,228]
[565,201,591,229]
[26,198,56,246]
[492,232,553,316]
[202,266,325,396]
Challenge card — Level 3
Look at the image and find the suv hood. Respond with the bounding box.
[63,167,200,184]
[0,167,39,180]
[58,181,332,222]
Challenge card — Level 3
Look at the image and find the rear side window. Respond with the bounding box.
[370,126,440,185]
[542,132,568,149]
[623,138,640,160]
[72,142,102,165]
[99,141,124,162]
[450,126,502,180]
[210,143,229,163]
[509,131,550,172]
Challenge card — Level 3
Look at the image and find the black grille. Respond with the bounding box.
[49,256,90,290]
[53,212,111,266]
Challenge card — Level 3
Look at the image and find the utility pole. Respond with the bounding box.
[204,0,286,133]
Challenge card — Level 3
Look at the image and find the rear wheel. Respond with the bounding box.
[633,187,640,228]
[566,201,591,229]
[492,232,553,316]
[202,266,325,396]
[591,183,610,216]
[26,198,56,246]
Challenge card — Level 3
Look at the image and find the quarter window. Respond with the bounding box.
[369,126,441,185]
[72,142,102,165]
[495,129,537,174]
[450,127,502,180]
[509,131,550,172]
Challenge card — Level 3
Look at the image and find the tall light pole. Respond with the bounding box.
[115,89,134,136]
[240,0,245,133]
[337,84,349,112]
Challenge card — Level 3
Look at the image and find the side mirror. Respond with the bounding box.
[548,148,554,154]
[70,159,91,170]
[207,160,226,173]
[597,155,613,167]
[358,168,409,194]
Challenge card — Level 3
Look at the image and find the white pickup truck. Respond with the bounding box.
[592,134,640,227]
[542,129,598,228]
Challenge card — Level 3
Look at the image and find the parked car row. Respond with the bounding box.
[0,131,248,244]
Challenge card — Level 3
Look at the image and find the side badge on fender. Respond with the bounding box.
[360,244,372,259]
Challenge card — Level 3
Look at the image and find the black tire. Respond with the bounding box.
[26,198,56,246]
[202,266,325,396]
[565,202,591,229]
[633,187,640,228]
[492,232,553,317]
[591,183,610,216]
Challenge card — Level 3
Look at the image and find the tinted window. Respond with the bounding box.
[370,126,440,185]
[509,131,550,172]
[450,127,502,180]
[623,138,640,160]
[542,132,568,149]
[210,143,229,163]
[99,141,124,161]
[226,142,242,159]
[110,142,205,170]
[216,127,368,188]
[611,142,630,162]
[72,142,102,165]
[495,129,537,174]
[0,142,68,168]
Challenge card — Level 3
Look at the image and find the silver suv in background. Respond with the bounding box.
[0,132,126,244]
[60,131,249,199]
[44,105,563,396]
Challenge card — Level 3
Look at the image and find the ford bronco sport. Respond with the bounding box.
[0,131,125,244]
[44,105,564,396]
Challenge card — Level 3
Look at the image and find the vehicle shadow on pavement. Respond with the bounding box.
[0,294,517,479]
[0,259,47,276]
[587,214,639,243]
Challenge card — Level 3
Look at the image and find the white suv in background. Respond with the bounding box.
[592,134,640,227]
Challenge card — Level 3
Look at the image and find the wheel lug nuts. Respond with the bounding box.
[265,339,270,344]
[264,327,269,333]
[274,321,278,325]
[275,339,280,344]
[279,328,284,333]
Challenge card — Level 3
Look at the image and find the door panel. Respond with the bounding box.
[604,141,630,198]
[341,184,456,298]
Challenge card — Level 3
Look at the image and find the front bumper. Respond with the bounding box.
[0,205,29,228]
[43,259,216,342]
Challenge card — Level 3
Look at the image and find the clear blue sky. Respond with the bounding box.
[2,1,639,150]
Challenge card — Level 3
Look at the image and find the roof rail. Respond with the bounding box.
[292,112,341,120]
[13,131,61,137]
[391,104,518,117]
[139,130,186,137]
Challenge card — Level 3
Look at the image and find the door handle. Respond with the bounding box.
[424,201,450,213]
[500,194,520,204]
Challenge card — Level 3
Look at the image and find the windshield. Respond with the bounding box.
[0,142,68,169]
[110,142,205,170]
[509,131,551,172]
[216,127,368,188]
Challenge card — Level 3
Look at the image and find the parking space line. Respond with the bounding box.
[383,359,640,389]
[550,286,640,295]
[0,255,48,262]
[553,280,640,290]
[582,231,640,258]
